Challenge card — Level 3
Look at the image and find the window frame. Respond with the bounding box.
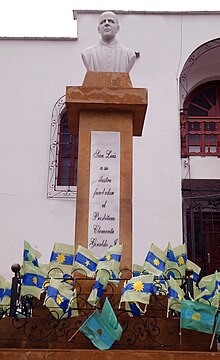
[47,95,78,199]
[181,81,220,157]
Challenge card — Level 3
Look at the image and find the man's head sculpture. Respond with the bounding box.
[98,11,120,43]
[81,11,136,73]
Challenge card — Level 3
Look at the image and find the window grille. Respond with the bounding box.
[47,95,78,199]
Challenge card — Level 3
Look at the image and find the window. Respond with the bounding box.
[180,81,220,157]
[47,95,78,199]
[57,112,78,187]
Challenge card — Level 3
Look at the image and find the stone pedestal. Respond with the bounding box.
[66,72,147,269]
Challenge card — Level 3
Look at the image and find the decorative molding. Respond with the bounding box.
[179,38,220,108]
[47,95,77,200]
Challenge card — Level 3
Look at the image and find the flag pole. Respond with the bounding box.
[68,309,97,342]
[179,331,182,347]
[210,314,219,350]
[68,326,82,342]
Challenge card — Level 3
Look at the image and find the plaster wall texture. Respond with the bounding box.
[1,12,220,278]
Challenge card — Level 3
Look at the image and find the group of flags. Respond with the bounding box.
[123,242,220,342]
[0,241,124,350]
[119,242,190,316]
[1,240,220,350]
[118,241,220,338]
[19,241,123,320]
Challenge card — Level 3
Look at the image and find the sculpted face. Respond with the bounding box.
[98,11,120,42]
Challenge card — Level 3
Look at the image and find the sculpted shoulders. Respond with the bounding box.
[82,43,100,56]
[81,40,136,72]
[118,43,135,57]
[82,41,135,56]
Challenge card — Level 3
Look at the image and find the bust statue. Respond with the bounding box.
[81,11,136,73]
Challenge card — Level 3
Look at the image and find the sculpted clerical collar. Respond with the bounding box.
[99,38,118,46]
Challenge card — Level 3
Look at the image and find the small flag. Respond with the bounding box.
[197,271,220,307]
[49,243,74,275]
[23,240,41,269]
[87,269,110,306]
[108,269,120,286]
[120,274,154,308]
[21,263,46,300]
[152,275,168,295]
[198,272,216,293]
[143,244,166,276]
[44,278,77,319]
[62,273,74,287]
[125,301,145,317]
[97,245,122,279]
[79,297,122,350]
[173,244,187,277]
[65,289,79,318]
[0,275,11,312]
[73,245,98,278]
[132,264,143,277]
[164,242,179,278]
[186,260,201,285]
[165,242,176,265]
[167,276,184,314]
[180,298,216,334]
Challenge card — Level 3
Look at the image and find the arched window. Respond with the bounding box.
[47,95,78,199]
[57,111,78,187]
[181,81,220,157]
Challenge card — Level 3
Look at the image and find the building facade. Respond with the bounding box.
[1,10,220,278]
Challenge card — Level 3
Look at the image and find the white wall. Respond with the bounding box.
[1,12,220,279]
[0,40,84,278]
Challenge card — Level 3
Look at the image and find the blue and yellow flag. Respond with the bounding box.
[186,259,201,300]
[164,242,179,278]
[62,273,74,287]
[143,244,166,276]
[73,245,98,278]
[180,298,216,334]
[211,272,220,308]
[65,289,79,318]
[132,264,143,277]
[44,278,78,319]
[167,276,184,314]
[87,269,110,306]
[0,275,11,312]
[198,272,216,296]
[23,240,41,269]
[152,275,168,295]
[49,243,74,275]
[197,271,220,308]
[21,263,46,300]
[173,244,187,277]
[79,297,122,350]
[97,245,122,284]
[120,274,154,308]
[125,301,145,317]
[164,243,188,279]
[187,260,201,284]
